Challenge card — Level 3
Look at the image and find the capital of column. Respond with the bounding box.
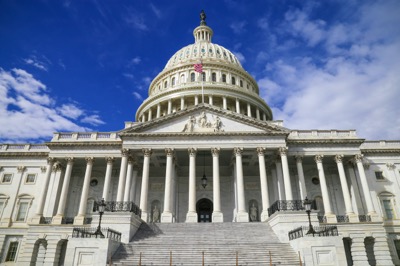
[256,147,266,156]
[295,155,303,163]
[278,147,288,156]
[52,162,63,171]
[188,147,197,157]
[121,148,130,157]
[47,157,55,164]
[65,157,74,164]
[165,148,174,157]
[334,154,344,163]
[40,166,47,173]
[386,163,396,170]
[105,157,115,164]
[233,147,243,156]
[17,166,26,173]
[211,147,220,157]
[354,154,363,163]
[127,156,136,164]
[142,148,152,157]
[85,157,95,164]
[314,154,324,164]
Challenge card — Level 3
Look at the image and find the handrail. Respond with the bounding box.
[93,201,142,216]
[72,227,121,242]
[267,200,317,216]
[288,226,338,240]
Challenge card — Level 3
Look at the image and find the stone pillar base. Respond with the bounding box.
[141,211,149,223]
[348,213,359,223]
[30,215,42,225]
[74,215,85,225]
[161,212,173,223]
[212,212,223,223]
[52,215,63,225]
[186,212,197,223]
[236,211,249,222]
[325,213,337,223]
[261,210,269,222]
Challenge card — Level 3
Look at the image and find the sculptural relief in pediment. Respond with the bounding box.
[182,111,223,133]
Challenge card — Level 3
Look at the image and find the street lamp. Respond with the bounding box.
[94,198,106,238]
[304,197,316,236]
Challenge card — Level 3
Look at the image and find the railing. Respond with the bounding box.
[289,226,339,240]
[267,200,317,216]
[72,227,121,242]
[336,215,349,223]
[39,217,53,224]
[358,214,372,222]
[318,215,327,223]
[93,201,142,216]
[62,217,74,224]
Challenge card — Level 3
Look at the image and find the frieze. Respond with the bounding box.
[182,111,224,133]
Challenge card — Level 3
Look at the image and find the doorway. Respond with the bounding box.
[196,198,213,222]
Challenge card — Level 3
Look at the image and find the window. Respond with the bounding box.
[2,173,12,183]
[222,74,226,83]
[25,174,36,184]
[190,73,195,82]
[383,200,394,219]
[5,241,19,262]
[212,72,216,82]
[375,171,384,180]
[202,72,206,81]
[180,74,185,83]
[395,240,400,260]
[16,202,29,222]
[231,77,236,85]
[164,81,168,88]
[240,80,243,87]
[171,77,176,86]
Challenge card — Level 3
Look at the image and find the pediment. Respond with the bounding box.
[120,105,289,136]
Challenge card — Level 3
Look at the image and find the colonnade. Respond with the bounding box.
[33,147,378,225]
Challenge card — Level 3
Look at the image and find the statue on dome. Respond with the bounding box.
[200,10,207,25]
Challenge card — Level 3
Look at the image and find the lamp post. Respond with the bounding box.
[304,197,316,236]
[94,198,106,238]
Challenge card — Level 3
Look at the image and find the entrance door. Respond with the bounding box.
[196,198,213,223]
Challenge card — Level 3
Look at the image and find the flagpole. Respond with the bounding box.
[201,74,204,104]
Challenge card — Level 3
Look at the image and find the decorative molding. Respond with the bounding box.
[105,157,115,164]
[354,154,364,163]
[17,166,26,173]
[165,148,174,157]
[47,157,55,164]
[233,147,243,156]
[295,155,303,163]
[52,162,62,171]
[334,154,344,163]
[121,148,130,157]
[278,147,288,156]
[314,155,324,164]
[85,157,95,164]
[66,157,74,164]
[40,166,47,173]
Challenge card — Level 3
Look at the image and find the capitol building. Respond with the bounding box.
[1,11,400,266]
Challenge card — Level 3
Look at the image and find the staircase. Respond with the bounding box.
[111,222,300,266]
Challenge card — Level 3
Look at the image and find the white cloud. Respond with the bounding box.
[150,3,161,19]
[230,21,247,34]
[133,91,143,101]
[259,1,400,140]
[0,68,105,142]
[233,52,246,64]
[23,55,50,71]
[130,56,141,65]
[124,10,149,31]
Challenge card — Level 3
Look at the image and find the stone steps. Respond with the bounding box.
[111,222,300,265]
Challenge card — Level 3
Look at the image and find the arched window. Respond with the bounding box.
[231,77,236,85]
[180,74,185,83]
[240,80,243,87]
[212,72,216,82]
[171,77,176,86]
[190,73,195,82]
[164,81,168,88]
[222,74,226,83]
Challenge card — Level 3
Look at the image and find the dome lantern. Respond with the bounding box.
[193,10,213,43]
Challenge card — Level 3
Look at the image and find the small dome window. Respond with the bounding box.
[212,72,216,82]
[164,81,168,88]
[190,73,195,82]
[222,74,226,83]
[172,77,176,86]
[180,74,185,83]
[202,73,206,81]
[231,77,236,85]
[240,80,243,87]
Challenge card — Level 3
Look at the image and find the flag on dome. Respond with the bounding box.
[194,62,203,73]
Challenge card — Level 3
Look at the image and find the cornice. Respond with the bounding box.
[0,152,49,158]
[46,141,122,148]
[122,132,287,138]
[361,149,400,154]
[287,139,365,145]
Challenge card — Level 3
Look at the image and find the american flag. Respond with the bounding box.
[194,62,203,73]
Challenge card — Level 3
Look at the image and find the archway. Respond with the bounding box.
[196,198,213,223]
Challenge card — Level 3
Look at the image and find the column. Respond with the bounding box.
[140,149,152,222]
[162,148,174,223]
[275,159,285,200]
[256,108,260,120]
[354,154,378,220]
[116,149,129,202]
[186,148,197,222]
[351,235,370,266]
[32,157,55,224]
[141,115,145,122]
[235,99,240,114]
[102,157,114,201]
[211,148,223,222]
[74,157,94,225]
[147,109,152,121]
[279,147,293,200]
[208,95,213,105]
[257,148,270,221]
[130,166,139,203]
[314,155,336,222]
[234,147,249,222]
[373,234,394,265]
[223,96,227,109]
[167,99,172,114]
[156,104,161,118]
[334,155,357,221]
[195,95,199,105]
[180,97,185,110]
[170,161,177,222]
[247,103,251,117]
[123,157,134,202]
[263,113,267,121]
[295,156,307,200]
[52,158,74,224]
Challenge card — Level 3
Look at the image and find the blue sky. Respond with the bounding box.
[1,0,399,143]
